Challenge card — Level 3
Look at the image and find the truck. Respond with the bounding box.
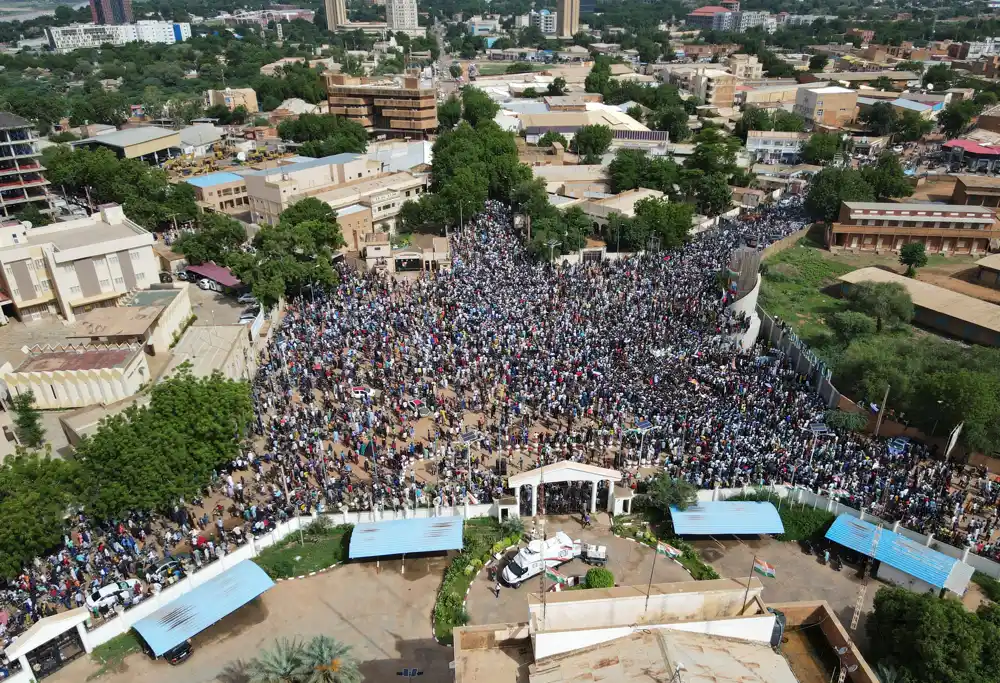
[501,531,581,587]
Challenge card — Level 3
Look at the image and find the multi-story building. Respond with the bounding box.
[828,201,1000,255]
[324,0,348,28]
[794,86,857,128]
[948,37,1000,60]
[185,172,250,214]
[204,87,260,113]
[556,0,579,37]
[326,74,437,139]
[45,21,190,52]
[686,6,733,31]
[727,53,762,80]
[735,10,774,33]
[745,130,810,163]
[0,204,158,322]
[951,175,1000,206]
[241,153,428,230]
[846,27,875,45]
[0,113,52,220]
[467,15,501,34]
[691,68,736,108]
[90,0,132,25]
[386,0,418,33]
[529,9,558,35]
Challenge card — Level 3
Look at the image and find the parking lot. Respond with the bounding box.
[187,285,249,327]
[691,536,882,653]
[467,516,691,626]
[46,560,452,683]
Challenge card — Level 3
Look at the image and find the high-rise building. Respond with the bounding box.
[386,0,418,32]
[556,0,578,37]
[326,74,437,139]
[45,21,191,53]
[529,9,558,35]
[325,0,348,29]
[0,113,52,220]
[90,0,132,25]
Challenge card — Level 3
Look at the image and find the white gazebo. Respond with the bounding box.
[508,461,623,516]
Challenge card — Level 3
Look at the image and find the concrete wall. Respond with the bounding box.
[760,225,810,260]
[772,600,879,683]
[147,286,193,354]
[757,307,840,408]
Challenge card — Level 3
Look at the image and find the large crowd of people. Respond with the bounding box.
[2,195,998,665]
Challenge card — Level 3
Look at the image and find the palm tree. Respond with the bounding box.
[876,662,901,683]
[300,636,363,683]
[246,638,310,683]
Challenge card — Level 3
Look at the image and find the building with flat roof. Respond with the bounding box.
[794,86,857,128]
[0,204,158,322]
[800,70,919,87]
[45,21,190,52]
[75,126,181,163]
[204,87,259,113]
[326,74,437,139]
[67,285,191,354]
[164,324,254,381]
[185,171,250,214]
[951,174,1000,206]
[839,266,1000,346]
[0,342,149,409]
[828,201,999,255]
[745,130,810,164]
[518,108,648,142]
[386,0,418,33]
[325,0,348,28]
[728,53,763,80]
[0,112,52,219]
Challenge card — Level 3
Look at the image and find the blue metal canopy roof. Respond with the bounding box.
[349,517,464,559]
[133,560,274,657]
[825,514,966,590]
[669,501,785,536]
[185,171,244,188]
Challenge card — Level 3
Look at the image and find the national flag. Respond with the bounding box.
[545,567,569,585]
[657,542,682,558]
[753,558,776,578]
[688,378,700,388]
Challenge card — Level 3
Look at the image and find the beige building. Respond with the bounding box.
[727,53,763,80]
[243,153,428,229]
[692,68,736,108]
[185,171,250,214]
[67,287,193,355]
[203,87,259,113]
[556,0,579,37]
[324,0,348,28]
[75,127,181,163]
[0,205,158,323]
[361,232,450,273]
[0,343,149,409]
[326,74,438,139]
[794,86,857,128]
[164,324,255,381]
[337,204,375,250]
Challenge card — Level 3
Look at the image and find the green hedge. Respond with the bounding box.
[254,519,353,579]
[974,572,1000,602]
[433,518,522,645]
[727,491,835,542]
[585,567,615,588]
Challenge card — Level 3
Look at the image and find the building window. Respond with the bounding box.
[70,285,81,294]
[34,258,43,269]
[135,272,145,281]
[11,288,18,298]
[114,276,124,286]
[99,279,110,289]
[108,254,118,264]
[130,251,141,261]
[41,279,50,290]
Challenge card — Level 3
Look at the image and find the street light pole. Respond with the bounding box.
[544,238,561,265]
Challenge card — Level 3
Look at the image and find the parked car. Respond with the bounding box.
[237,293,258,305]
[197,278,220,292]
[159,271,173,283]
[163,640,193,665]
[892,144,904,153]
[152,560,185,584]
[351,386,373,399]
[176,270,189,281]
[86,579,141,610]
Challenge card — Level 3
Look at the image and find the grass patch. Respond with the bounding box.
[475,62,549,76]
[727,491,835,542]
[254,518,352,579]
[973,572,1000,603]
[88,631,142,680]
[434,518,523,645]
[612,515,720,580]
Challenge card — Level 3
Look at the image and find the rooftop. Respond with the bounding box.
[891,98,932,112]
[12,344,141,373]
[312,171,423,206]
[0,112,33,130]
[689,5,730,14]
[956,174,1000,189]
[519,109,648,132]
[669,501,785,535]
[746,130,811,140]
[839,267,1000,333]
[807,86,856,94]
[348,516,463,559]
[19,213,147,252]
[166,325,246,378]
[185,171,246,188]
[69,306,164,338]
[823,70,920,81]
[842,201,997,214]
[179,124,225,148]
[79,126,178,149]
[240,152,362,178]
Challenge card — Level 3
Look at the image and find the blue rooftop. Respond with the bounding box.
[349,517,464,559]
[669,501,785,536]
[825,514,972,591]
[240,153,361,176]
[185,171,245,188]
[891,98,932,112]
[133,560,274,657]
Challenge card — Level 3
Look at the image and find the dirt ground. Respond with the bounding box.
[46,560,452,683]
[466,515,691,627]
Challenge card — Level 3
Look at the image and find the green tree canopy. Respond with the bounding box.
[801,132,841,165]
[173,213,247,266]
[438,94,462,131]
[461,86,500,127]
[693,173,732,217]
[652,105,690,142]
[861,153,914,201]
[276,113,368,156]
[845,281,914,332]
[899,242,928,276]
[804,168,875,223]
[538,131,569,148]
[570,124,614,158]
[643,472,697,515]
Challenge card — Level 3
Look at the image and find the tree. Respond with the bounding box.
[584,567,615,589]
[300,636,363,683]
[173,213,247,266]
[860,102,897,136]
[899,242,928,276]
[845,281,914,332]
[895,60,925,75]
[15,203,52,228]
[974,91,998,109]
[940,100,979,138]
[652,106,690,142]
[872,76,894,92]
[693,173,732,217]
[771,110,805,132]
[438,95,462,131]
[922,63,953,91]
[861,153,913,201]
[538,131,568,148]
[633,196,692,248]
[805,168,875,223]
[808,54,828,71]
[461,87,500,127]
[801,132,841,164]
[644,472,697,514]
[823,409,869,433]
[246,638,310,683]
[10,389,44,448]
[735,106,771,143]
[570,124,613,157]
[547,76,567,96]
[828,310,877,342]
[895,110,933,142]
[277,114,368,155]
[449,64,462,79]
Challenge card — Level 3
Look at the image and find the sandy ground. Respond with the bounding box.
[46,560,452,683]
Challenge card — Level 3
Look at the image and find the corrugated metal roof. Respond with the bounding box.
[669,502,785,536]
[348,516,464,559]
[185,262,241,288]
[185,171,245,188]
[80,126,177,149]
[240,153,360,176]
[133,560,274,656]
[825,515,960,589]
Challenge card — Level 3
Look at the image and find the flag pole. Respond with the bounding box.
[742,554,756,614]
[645,540,659,613]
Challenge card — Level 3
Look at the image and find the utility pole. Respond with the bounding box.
[544,238,561,265]
[873,384,890,437]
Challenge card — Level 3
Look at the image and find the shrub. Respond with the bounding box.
[727,491,835,541]
[585,567,615,589]
[974,572,1000,603]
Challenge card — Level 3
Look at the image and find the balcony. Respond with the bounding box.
[328,96,369,106]
[388,119,437,130]
[374,97,436,108]
[381,108,437,119]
